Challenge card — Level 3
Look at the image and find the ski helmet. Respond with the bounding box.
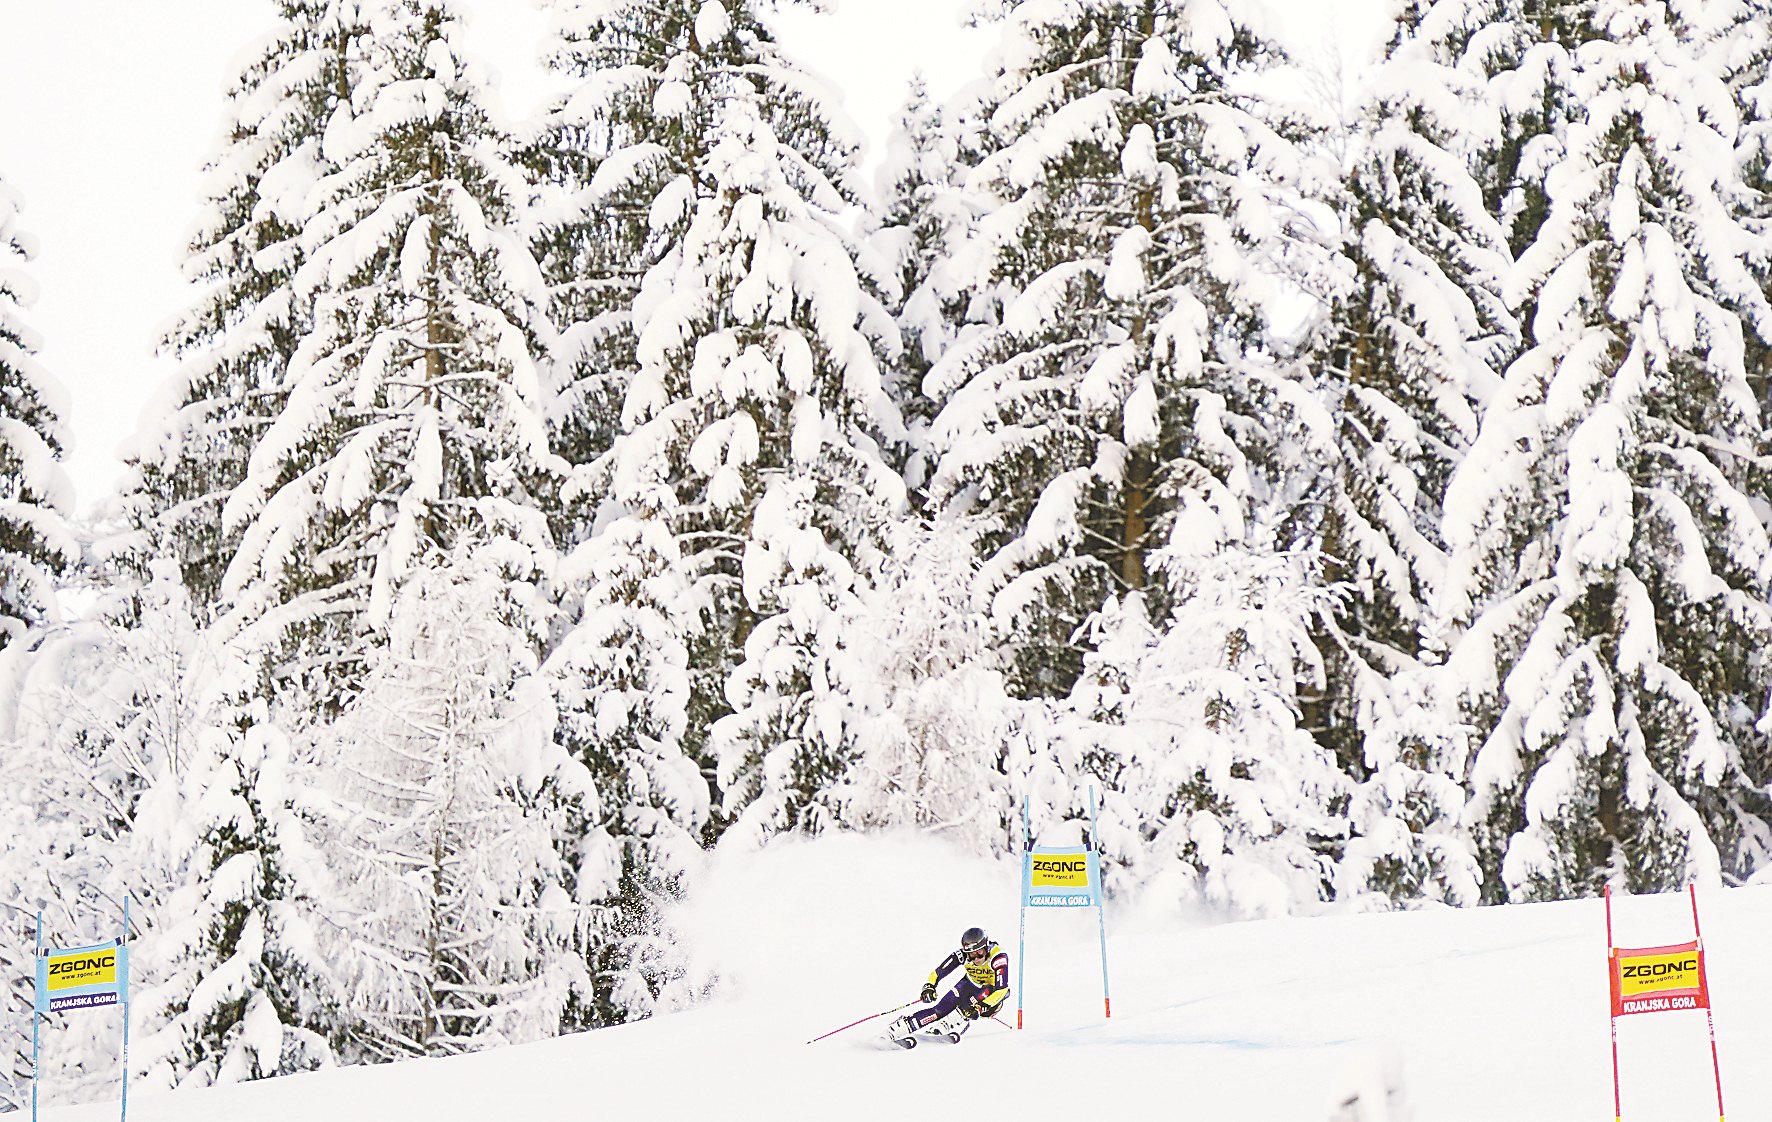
[961,927,989,956]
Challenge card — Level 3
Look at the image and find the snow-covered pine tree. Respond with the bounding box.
[535,0,775,846]
[540,509,709,1026]
[1443,0,1772,901]
[922,0,1353,914]
[825,516,1016,852]
[122,2,367,619]
[1313,0,1517,906]
[101,564,338,1090]
[1068,551,1347,918]
[532,0,865,530]
[1393,0,1574,259]
[1719,0,1772,413]
[925,0,1337,701]
[220,0,559,718]
[135,717,338,1088]
[0,172,76,645]
[1443,0,1584,333]
[0,570,237,1103]
[316,549,589,1059]
[871,75,973,498]
[540,0,903,848]
[665,98,904,847]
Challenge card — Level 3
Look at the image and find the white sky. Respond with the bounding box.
[0,0,1380,518]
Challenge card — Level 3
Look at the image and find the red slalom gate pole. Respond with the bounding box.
[1689,886,1726,1122]
[806,998,920,1044]
[1606,885,1621,1122]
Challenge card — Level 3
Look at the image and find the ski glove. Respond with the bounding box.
[920,983,938,1004]
[960,1000,980,1020]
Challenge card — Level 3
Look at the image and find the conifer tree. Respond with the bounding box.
[871,76,972,498]
[1446,0,1584,332]
[221,0,559,718]
[123,1,367,618]
[313,548,589,1059]
[1720,0,1772,410]
[118,565,337,1088]
[540,0,903,851]
[1314,0,1517,905]
[921,0,1352,913]
[1443,0,1772,900]
[532,0,865,524]
[0,575,227,1101]
[651,100,903,845]
[925,0,1337,701]
[541,509,709,1026]
[1069,555,1347,917]
[824,516,1016,852]
[0,172,75,644]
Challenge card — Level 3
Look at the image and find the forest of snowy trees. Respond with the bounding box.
[6,0,1772,1104]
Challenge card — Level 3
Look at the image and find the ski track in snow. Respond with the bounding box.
[50,832,1772,1122]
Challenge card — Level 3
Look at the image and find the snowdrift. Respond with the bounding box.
[55,833,1772,1122]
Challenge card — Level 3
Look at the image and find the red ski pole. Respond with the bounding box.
[806,998,922,1044]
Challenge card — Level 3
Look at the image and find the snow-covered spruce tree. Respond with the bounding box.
[121,2,367,619]
[99,564,339,1090]
[221,0,558,719]
[531,0,865,533]
[317,549,588,1060]
[1720,0,1772,411]
[672,101,904,847]
[917,1,1360,914]
[1311,0,1518,906]
[0,785,50,1110]
[0,617,148,1108]
[0,172,76,645]
[870,75,973,498]
[925,1,1338,702]
[134,717,339,1088]
[1067,548,1347,918]
[539,509,709,1026]
[1443,0,1772,901]
[106,11,367,1081]
[0,569,251,1103]
[540,0,903,847]
[824,516,1017,852]
[1438,0,1585,335]
[530,0,780,848]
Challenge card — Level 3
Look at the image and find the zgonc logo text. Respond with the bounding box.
[49,954,116,978]
[1620,957,1697,981]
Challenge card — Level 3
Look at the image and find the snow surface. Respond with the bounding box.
[51,832,1771,1122]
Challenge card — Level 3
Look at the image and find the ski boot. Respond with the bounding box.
[933,1011,970,1044]
[883,1014,918,1049]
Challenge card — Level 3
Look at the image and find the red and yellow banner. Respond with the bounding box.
[1609,939,1709,1018]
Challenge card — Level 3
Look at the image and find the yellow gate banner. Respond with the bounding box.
[1609,940,1708,1017]
[1024,846,1097,907]
[35,939,127,1014]
[30,907,135,1121]
[1603,886,1727,1122]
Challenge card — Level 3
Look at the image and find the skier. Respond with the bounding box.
[885,926,1009,1047]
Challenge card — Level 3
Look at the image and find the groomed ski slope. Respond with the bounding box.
[57,833,1772,1122]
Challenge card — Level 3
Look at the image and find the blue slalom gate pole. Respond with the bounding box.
[32,912,41,1122]
[120,895,131,1122]
[1088,786,1112,1019]
[1016,803,1030,1030]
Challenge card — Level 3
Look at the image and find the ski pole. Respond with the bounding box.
[806,998,922,1044]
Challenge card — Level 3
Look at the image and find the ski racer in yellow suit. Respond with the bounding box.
[887,927,1009,1045]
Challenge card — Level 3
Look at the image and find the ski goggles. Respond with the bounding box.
[964,943,990,960]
